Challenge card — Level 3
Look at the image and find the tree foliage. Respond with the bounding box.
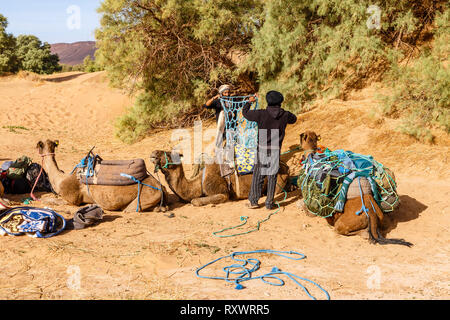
[0,14,18,73]
[380,7,449,142]
[16,35,61,74]
[96,0,263,141]
[0,14,61,75]
[243,0,446,111]
[96,0,261,95]
[82,55,103,72]
[96,0,448,143]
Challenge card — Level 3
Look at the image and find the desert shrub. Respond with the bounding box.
[95,0,447,143]
[380,8,449,142]
[115,91,199,143]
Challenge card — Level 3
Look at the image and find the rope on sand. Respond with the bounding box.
[212,184,288,238]
[195,249,330,300]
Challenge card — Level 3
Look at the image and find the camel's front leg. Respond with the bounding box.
[191,194,229,206]
[123,191,164,213]
[275,174,289,194]
[333,198,368,235]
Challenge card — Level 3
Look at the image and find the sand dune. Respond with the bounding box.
[0,72,449,300]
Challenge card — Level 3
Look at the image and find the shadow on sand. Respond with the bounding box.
[44,73,86,83]
[381,194,428,235]
[62,214,122,234]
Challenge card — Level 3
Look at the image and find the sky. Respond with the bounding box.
[0,0,103,44]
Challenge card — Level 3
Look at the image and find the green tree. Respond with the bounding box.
[0,14,18,73]
[243,0,441,112]
[83,55,95,72]
[15,35,61,74]
[96,0,447,143]
[95,0,263,142]
[82,55,104,72]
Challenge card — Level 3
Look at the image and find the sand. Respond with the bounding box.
[0,72,448,300]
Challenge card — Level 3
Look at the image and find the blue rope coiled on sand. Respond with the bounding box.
[195,249,330,300]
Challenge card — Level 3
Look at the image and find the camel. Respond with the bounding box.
[150,150,290,206]
[298,131,412,247]
[37,139,169,212]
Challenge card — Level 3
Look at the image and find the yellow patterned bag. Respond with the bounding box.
[234,144,256,175]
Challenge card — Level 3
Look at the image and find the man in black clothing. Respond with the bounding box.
[203,84,231,123]
[242,90,297,209]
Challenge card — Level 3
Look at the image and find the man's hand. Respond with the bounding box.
[205,94,220,106]
[248,93,258,103]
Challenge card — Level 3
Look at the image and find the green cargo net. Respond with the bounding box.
[219,95,259,149]
[297,149,400,218]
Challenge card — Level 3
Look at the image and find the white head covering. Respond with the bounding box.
[218,84,231,95]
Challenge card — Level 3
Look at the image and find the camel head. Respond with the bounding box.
[37,139,59,156]
[299,131,321,152]
[150,150,183,172]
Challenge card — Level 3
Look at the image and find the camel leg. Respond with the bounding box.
[191,194,229,206]
[153,190,169,212]
[123,196,163,213]
[333,198,369,236]
[275,174,289,194]
[334,213,368,236]
[123,187,164,213]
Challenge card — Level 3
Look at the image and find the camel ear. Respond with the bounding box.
[300,133,305,141]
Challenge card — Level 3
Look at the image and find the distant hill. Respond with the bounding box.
[50,41,97,66]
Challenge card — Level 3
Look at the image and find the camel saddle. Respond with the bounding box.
[76,158,148,186]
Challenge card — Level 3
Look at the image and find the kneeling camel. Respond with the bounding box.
[150,150,290,206]
[299,131,412,247]
[37,139,168,212]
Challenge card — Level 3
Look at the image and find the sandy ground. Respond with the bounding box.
[0,71,449,300]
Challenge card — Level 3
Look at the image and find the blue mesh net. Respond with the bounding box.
[298,149,400,218]
[219,95,259,149]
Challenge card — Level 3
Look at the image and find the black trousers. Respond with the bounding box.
[248,160,278,208]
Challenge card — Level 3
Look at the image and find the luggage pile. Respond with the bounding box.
[297,149,400,218]
[0,156,53,195]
